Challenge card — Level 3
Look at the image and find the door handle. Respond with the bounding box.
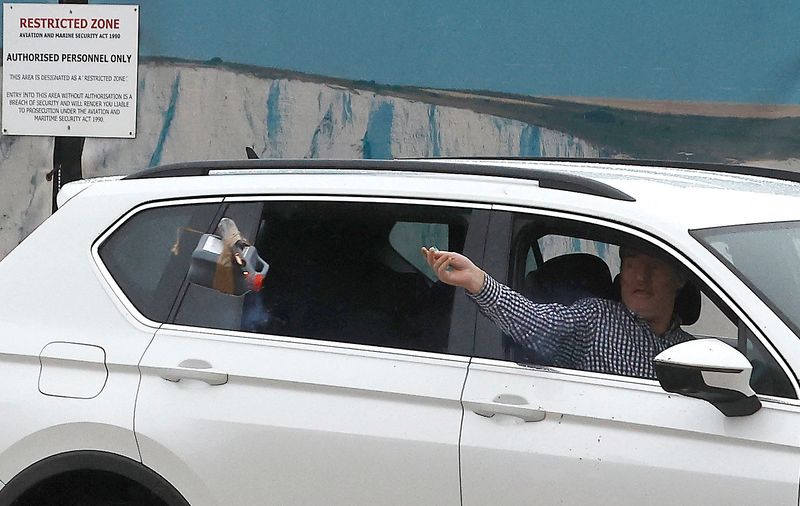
[465,394,546,422]
[158,359,228,386]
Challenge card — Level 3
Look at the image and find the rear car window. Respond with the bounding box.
[98,203,220,322]
[389,221,449,282]
[174,200,474,355]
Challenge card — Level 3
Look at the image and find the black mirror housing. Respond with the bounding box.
[654,339,761,417]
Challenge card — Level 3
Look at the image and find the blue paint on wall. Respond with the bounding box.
[597,241,607,259]
[428,105,441,157]
[362,101,394,159]
[519,125,542,157]
[266,81,282,153]
[491,117,506,131]
[342,93,353,125]
[149,72,181,167]
[309,106,334,158]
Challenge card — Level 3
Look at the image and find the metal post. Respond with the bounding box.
[48,0,88,213]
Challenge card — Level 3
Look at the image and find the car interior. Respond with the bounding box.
[240,201,469,354]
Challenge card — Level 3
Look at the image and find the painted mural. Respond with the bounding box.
[2,0,800,258]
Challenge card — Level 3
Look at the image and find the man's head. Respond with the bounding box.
[619,246,686,334]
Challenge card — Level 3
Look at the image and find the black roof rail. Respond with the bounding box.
[124,158,636,202]
[428,156,800,185]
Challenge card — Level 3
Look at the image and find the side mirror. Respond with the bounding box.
[653,339,761,417]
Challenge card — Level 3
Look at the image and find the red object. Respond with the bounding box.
[251,273,265,292]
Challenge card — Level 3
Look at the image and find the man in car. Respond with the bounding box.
[421,246,694,379]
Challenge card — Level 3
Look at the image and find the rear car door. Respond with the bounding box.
[0,197,221,489]
[133,197,489,505]
[459,206,800,505]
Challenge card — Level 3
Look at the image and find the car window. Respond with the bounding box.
[98,203,221,322]
[483,211,796,397]
[172,202,263,329]
[389,221,448,282]
[683,292,738,343]
[535,233,738,342]
[536,234,621,276]
[692,221,800,340]
[174,200,476,355]
[534,234,734,344]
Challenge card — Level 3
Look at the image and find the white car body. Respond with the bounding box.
[1,158,799,505]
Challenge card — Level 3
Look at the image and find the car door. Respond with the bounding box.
[0,199,220,488]
[134,197,489,506]
[459,206,800,505]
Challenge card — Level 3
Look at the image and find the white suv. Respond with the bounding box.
[1,158,800,505]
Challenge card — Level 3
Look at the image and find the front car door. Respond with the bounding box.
[459,206,800,505]
[133,197,489,505]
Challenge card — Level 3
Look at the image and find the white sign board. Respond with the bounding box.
[2,3,139,138]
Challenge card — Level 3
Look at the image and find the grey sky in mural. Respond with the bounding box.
[4,0,800,103]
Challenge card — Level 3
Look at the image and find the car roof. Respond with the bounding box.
[77,158,800,233]
[464,158,800,228]
[494,158,800,198]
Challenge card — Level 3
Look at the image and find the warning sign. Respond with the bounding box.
[2,3,139,138]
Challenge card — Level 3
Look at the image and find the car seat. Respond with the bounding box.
[513,253,613,365]
[523,253,614,305]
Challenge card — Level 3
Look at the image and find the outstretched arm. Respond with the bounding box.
[421,247,592,367]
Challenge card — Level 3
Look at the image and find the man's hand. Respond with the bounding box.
[420,247,485,294]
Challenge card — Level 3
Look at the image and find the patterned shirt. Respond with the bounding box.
[469,275,693,379]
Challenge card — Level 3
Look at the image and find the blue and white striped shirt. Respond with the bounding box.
[470,275,693,379]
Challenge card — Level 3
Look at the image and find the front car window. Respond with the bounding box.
[490,213,796,397]
[692,221,800,339]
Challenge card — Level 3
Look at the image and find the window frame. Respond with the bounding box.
[480,204,800,402]
[164,194,492,359]
[92,197,225,328]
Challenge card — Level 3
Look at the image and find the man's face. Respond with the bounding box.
[620,252,684,326]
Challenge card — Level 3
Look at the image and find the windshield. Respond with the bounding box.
[692,221,800,338]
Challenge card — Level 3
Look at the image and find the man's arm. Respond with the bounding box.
[421,248,593,366]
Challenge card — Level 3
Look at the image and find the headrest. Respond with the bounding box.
[674,282,702,325]
[524,253,613,305]
[611,275,701,326]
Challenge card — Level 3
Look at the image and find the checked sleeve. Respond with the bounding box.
[469,274,597,368]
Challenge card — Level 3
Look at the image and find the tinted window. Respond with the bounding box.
[389,221,448,282]
[99,203,220,322]
[175,201,476,355]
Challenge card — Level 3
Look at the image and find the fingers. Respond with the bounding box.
[419,247,483,290]
[420,247,454,279]
[420,246,444,268]
[420,247,433,268]
[433,252,451,276]
[420,246,431,261]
